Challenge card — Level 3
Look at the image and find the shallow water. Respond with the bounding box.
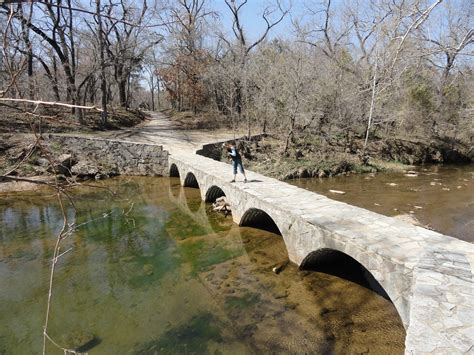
[0,177,405,354]
[289,164,474,243]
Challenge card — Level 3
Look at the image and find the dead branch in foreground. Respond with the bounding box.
[0,98,103,112]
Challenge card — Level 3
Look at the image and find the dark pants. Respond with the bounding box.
[232,159,244,174]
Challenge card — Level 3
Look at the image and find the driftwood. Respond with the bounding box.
[212,196,231,214]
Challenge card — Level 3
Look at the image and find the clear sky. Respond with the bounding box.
[206,0,472,46]
[208,0,299,41]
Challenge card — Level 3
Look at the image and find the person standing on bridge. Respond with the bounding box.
[224,142,247,183]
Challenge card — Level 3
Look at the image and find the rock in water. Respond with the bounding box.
[143,264,154,275]
[272,261,289,274]
[329,189,345,194]
[274,290,289,299]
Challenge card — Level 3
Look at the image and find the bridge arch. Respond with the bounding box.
[205,185,226,203]
[239,207,282,235]
[169,163,180,177]
[301,248,390,298]
[300,248,403,323]
[184,171,199,188]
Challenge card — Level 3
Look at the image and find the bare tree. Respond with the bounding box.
[218,0,289,136]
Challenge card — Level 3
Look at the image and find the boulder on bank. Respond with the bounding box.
[47,153,75,175]
[70,160,100,178]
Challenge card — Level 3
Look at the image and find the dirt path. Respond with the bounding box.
[100,111,243,154]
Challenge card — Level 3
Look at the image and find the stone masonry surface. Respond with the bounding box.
[169,152,474,355]
[48,135,169,177]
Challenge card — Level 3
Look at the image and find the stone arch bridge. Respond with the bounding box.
[169,152,473,354]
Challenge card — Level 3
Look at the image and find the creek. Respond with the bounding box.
[0,177,405,354]
[289,164,474,243]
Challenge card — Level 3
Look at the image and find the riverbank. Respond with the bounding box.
[0,106,150,192]
[236,135,472,180]
[0,134,168,194]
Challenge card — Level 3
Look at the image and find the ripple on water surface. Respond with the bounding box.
[0,177,405,354]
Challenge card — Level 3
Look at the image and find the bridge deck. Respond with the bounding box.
[170,151,474,354]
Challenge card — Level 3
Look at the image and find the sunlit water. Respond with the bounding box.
[289,164,474,243]
[0,177,405,354]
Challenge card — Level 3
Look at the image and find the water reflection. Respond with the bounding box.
[0,177,405,354]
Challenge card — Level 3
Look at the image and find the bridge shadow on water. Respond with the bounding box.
[300,249,391,301]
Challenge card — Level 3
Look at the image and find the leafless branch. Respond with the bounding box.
[0,97,103,111]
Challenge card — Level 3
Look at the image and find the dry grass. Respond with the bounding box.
[164,109,231,130]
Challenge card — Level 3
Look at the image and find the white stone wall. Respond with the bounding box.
[48,135,169,177]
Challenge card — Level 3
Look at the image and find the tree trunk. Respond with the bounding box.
[96,0,108,126]
[119,78,127,108]
[19,5,34,99]
[363,49,379,155]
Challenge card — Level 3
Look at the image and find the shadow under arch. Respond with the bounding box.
[300,248,391,302]
[205,185,226,203]
[169,163,180,177]
[184,172,199,188]
[239,208,281,235]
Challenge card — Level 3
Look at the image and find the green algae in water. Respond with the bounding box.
[205,206,234,233]
[165,211,210,239]
[70,206,182,290]
[225,292,260,310]
[0,177,406,354]
[134,313,222,355]
[179,239,243,276]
